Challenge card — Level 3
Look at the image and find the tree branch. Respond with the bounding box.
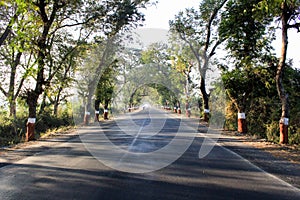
[204,0,228,52]
[287,22,300,31]
[0,85,8,97]
[208,39,225,58]
[0,14,17,47]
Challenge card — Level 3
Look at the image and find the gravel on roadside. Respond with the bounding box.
[218,132,300,189]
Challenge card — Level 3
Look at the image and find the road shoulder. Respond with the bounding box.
[218,131,300,189]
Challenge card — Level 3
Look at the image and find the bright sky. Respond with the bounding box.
[140,0,300,68]
[142,0,200,30]
[133,0,199,48]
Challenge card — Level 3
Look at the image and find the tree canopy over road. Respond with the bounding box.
[0,0,299,146]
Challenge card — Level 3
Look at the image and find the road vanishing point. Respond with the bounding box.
[0,108,299,200]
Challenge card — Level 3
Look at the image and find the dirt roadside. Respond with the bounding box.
[0,128,78,167]
[219,131,300,189]
[221,131,300,164]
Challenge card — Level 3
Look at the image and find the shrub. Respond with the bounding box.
[0,116,27,146]
[36,113,74,134]
[224,101,237,131]
[0,112,74,147]
[265,122,279,143]
[289,126,300,145]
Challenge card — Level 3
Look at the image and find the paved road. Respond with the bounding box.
[0,108,299,200]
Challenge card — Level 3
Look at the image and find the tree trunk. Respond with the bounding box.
[26,92,39,141]
[184,70,191,117]
[25,54,45,140]
[39,91,47,115]
[53,94,59,116]
[84,93,93,125]
[8,51,22,119]
[94,99,101,122]
[25,1,59,141]
[103,99,109,120]
[185,102,191,117]
[237,112,247,134]
[177,101,181,114]
[277,2,289,144]
[200,76,209,122]
[9,100,16,119]
[53,86,64,116]
[83,109,91,125]
[53,101,59,116]
[227,92,248,134]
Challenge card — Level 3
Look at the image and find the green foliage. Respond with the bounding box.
[247,97,277,138]
[265,118,300,145]
[223,66,300,145]
[219,0,273,67]
[224,101,238,131]
[289,126,300,145]
[256,0,300,19]
[35,112,74,134]
[265,121,280,143]
[139,43,185,107]
[0,113,27,146]
[0,100,74,147]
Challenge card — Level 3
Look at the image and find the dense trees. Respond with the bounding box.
[169,0,228,121]
[218,0,273,133]
[0,0,299,146]
[219,0,300,143]
[168,0,299,144]
[260,0,300,144]
[0,0,153,142]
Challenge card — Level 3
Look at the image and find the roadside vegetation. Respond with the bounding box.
[0,0,299,147]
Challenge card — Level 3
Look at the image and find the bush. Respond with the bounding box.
[265,122,279,143]
[35,113,74,134]
[0,112,74,147]
[0,116,27,146]
[289,126,300,145]
[264,122,300,145]
[224,101,237,131]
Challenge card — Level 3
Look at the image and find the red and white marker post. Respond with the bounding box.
[104,109,109,120]
[186,108,191,117]
[177,107,181,114]
[204,109,210,122]
[279,117,289,144]
[237,112,247,133]
[26,118,36,141]
[174,106,177,113]
[95,110,100,122]
[84,112,90,125]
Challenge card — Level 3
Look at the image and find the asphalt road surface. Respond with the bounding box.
[0,108,299,200]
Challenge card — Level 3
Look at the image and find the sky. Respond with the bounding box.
[141,0,200,29]
[131,0,199,48]
[139,0,300,68]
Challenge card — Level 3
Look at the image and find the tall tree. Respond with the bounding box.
[94,60,118,121]
[219,0,273,133]
[24,0,70,141]
[79,0,152,125]
[140,43,184,111]
[254,0,300,143]
[19,0,152,139]
[169,0,228,122]
[170,46,194,117]
[0,0,35,119]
